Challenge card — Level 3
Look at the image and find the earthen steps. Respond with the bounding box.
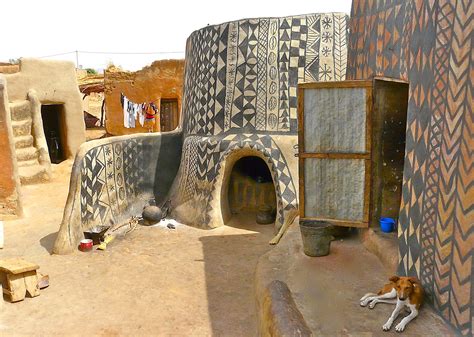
[17,159,40,167]
[9,101,31,121]
[11,118,32,137]
[15,147,38,162]
[18,165,50,185]
[14,135,34,149]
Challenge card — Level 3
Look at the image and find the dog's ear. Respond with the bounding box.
[407,277,419,285]
[389,276,400,283]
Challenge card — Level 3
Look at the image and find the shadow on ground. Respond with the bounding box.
[200,214,274,336]
[39,232,58,254]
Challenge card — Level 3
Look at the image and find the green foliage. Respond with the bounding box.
[85,68,97,75]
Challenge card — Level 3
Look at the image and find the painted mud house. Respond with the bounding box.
[0,58,85,218]
[104,60,185,136]
[346,1,473,335]
[53,13,349,254]
[53,2,472,335]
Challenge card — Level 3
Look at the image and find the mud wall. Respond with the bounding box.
[55,13,349,251]
[0,64,20,74]
[348,1,473,335]
[53,130,183,254]
[104,59,185,136]
[4,58,86,158]
[171,13,349,230]
[0,76,22,218]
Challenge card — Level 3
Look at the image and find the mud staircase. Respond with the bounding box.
[10,100,50,185]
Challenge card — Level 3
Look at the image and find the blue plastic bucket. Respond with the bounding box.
[380,217,396,233]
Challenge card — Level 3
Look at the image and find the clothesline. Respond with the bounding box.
[120,93,159,129]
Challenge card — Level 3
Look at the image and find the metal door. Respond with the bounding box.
[298,81,373,227]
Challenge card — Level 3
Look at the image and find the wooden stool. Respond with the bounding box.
[0,258,40,302]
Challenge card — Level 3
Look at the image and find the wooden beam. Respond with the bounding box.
[300,217,368,228]
[299,152,370,159]
[298,80,373,89]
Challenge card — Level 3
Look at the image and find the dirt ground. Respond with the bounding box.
[1,160,274,336]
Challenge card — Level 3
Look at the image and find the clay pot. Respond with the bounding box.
[142,205,163,224]
[256,205,275,225]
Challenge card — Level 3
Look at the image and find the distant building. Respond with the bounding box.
[104,59,185,135]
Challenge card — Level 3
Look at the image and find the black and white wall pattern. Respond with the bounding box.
[80,138,148,227]
[171,13,349,229]
[54,13,348,253]
[182,13,349,136]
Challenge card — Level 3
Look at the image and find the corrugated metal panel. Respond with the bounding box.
[303,87,366,153]
[304,158,365,221]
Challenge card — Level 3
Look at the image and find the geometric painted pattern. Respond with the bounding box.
[80,138,146,228]
[73,14,348,255]
[172,14,348,236]
[174,133,298,230]
[182,13,349,136]
[348,1,473,335]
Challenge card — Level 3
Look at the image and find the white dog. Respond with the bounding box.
[360,276,424,332]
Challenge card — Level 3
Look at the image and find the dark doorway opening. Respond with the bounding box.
[41,104,66,163]
[225,156,276,224]
[371,80,409,225]
[160,98,179,131]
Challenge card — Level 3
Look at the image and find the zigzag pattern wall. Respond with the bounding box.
[347,0,473,335]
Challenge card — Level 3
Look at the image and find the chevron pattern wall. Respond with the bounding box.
[347,1,473,335]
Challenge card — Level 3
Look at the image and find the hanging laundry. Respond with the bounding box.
[120,93,159,129]
[121,94,130,128]
[143,102,158,122]
[138,104,145,127]
[127,99,136,128]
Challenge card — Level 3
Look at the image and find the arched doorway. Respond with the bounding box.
[221,154,277,226]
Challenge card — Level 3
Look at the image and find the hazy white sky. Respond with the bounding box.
[2,0,352,71]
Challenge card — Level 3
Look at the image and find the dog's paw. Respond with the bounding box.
[360,299,370,307]
[368,300,377,309]
[395,323,406,332]
[382,322,392,331]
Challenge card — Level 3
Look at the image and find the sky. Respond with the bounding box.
[1,0,352,71]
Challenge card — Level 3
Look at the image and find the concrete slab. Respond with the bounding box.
[360,227,398,274]
[256,223,458,337]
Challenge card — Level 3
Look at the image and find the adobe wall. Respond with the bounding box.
[348,1,473,335]
[104,59,185,136]
[4,58,86,157]
[170,13,348,231]
[0,76,22,218]
[0,64,20,74]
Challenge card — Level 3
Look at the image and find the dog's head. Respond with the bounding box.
[389,276,419,301]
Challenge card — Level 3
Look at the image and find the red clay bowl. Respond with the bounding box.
[79,238,93,252]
